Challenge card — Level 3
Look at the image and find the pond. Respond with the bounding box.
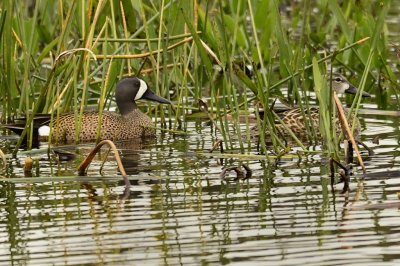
[1,1,400,265]
[1,108,400,265]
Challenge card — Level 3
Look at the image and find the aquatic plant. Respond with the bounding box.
[0,0,393,161]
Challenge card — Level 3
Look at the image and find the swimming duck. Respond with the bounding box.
[5,77,171,143]
[254,73,370,141]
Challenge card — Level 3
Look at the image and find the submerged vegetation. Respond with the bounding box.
[0,0,396,165]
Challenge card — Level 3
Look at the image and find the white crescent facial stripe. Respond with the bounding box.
[134,79,148,100]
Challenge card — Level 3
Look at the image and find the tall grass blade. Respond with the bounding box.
[312,58,338,158]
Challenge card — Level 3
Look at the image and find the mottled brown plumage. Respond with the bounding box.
[50,109,156,143]
[277,106,361,140]
[252,73,369,142]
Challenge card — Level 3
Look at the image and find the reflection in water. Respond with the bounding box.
[1,114,400,265]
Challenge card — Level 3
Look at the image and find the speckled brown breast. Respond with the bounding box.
[50,109,155,143]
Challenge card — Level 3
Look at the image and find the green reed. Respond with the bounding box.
[0,0,394,161]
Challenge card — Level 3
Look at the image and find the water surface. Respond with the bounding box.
[1,110,400,265]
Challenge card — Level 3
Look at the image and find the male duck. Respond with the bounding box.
[5,77,171,143]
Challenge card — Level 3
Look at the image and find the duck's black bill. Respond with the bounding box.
[345,85,371,98]
[142,89,171,104]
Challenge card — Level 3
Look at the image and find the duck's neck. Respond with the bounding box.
[117,101,137,116]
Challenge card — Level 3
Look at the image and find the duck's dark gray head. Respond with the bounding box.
[331,73,371,97]
[115,77,170,115]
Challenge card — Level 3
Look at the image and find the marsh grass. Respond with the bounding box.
[0,0,393,163]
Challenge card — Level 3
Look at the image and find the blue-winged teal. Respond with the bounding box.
[253,73,370,141]
[5,77,171,143]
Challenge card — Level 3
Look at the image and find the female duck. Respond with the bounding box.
[253,73,370,142]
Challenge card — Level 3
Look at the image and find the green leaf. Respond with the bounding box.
[222,14,247,48]
[328,1,352,42]
[180,7,213,75]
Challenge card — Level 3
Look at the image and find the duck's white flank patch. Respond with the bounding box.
[38,125,50,137]
[134,79,148,100]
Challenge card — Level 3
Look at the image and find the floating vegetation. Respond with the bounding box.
[220,164,252,181]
